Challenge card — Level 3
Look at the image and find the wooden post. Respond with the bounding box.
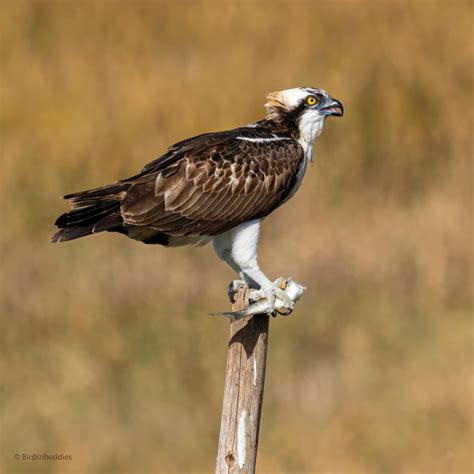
[216,287,269,474]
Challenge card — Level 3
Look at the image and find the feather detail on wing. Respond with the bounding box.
[52,126,305,243]
[120,131,304,236]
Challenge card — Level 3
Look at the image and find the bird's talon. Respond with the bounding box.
[248,288,266,304]
[266,305,277,317]
[277,306,293,316]
[216,279,305,321]
[227,280,248,304]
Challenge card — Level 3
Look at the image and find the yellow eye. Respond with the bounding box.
[306,96,317,105]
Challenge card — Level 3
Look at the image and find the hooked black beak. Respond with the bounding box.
[320,97,344,117]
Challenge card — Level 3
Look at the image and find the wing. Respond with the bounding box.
[119,132,304,236]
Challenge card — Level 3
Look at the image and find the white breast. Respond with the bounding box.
[282,112,326,203]
[282,152,308,204]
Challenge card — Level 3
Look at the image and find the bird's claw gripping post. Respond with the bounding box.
[227,280,248,304]
[215,278,306,322]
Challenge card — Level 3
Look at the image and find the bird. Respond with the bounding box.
[52,87,343,314]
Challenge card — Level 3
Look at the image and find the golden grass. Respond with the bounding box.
[1,1,472,472]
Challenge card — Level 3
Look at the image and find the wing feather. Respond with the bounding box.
[118,130,304,236]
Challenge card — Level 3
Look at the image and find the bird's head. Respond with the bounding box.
[265,87,343,142]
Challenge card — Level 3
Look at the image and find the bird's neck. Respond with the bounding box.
[263,115,326,162]
[296,115,326,162]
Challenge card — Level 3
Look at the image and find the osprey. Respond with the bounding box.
[52,87,343,314]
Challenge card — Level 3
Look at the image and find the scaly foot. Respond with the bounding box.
[227,280,248,304]
[247,277,295,316]
[215,278,305,321]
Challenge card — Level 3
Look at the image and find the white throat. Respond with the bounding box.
[281,113,326,204]
[297,113,326,162]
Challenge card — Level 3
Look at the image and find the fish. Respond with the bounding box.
[213,278,306,322]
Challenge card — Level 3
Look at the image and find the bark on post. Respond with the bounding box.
[216,288,269,474]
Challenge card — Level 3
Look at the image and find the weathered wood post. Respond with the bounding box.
[216,287,269,474]
[215,280,305,473]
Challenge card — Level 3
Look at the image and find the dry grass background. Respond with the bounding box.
[1,1,473,473]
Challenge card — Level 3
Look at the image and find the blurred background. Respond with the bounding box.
[1,1,472,473]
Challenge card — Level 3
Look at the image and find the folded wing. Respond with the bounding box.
[52,129,304,243]
[121,134,304,236]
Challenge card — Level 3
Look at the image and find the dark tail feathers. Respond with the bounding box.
[52,183,130,243]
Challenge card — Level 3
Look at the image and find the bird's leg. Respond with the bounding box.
[218,252,258,303]
[212,219,296,314]
[227,270,264,303]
